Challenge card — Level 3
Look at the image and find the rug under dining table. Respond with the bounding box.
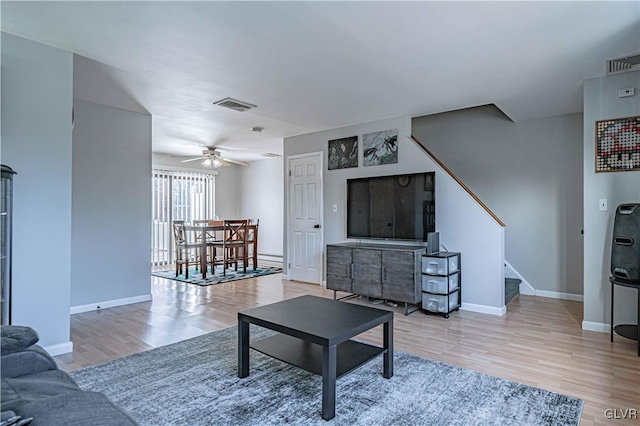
[151,264,282,286]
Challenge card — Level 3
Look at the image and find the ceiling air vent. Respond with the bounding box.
[212,97,257,112]
[262,153,281,158]
[606,54,640,75]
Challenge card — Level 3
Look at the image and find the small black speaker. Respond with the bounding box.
[427,232,439,254]
[611,203,640,282]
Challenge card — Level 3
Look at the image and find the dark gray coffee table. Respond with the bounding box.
[238,295,393,420]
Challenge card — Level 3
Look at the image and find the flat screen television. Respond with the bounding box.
[347,172,435,242]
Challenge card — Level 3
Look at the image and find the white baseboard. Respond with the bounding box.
[43,341,73,356]
[535,290,584,302]
[70,294,153,314]
[519,281,536,296]
[582,321,609,333]
[258,254,283,263]
[281,274,291,280]
[460,303,506,316]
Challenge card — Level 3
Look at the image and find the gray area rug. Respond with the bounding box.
[70,327,583,425]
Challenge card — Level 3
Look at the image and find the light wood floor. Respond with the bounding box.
[54,271,639,425]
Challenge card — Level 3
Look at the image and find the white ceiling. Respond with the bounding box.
[2,1,639,162]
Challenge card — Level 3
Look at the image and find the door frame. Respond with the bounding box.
[284,151,324,284]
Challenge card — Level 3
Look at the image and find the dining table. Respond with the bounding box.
[184,220,259,279]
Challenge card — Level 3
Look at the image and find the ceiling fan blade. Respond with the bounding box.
[221,157,250,167]
[180,156,207,163]
[215,157,231,167]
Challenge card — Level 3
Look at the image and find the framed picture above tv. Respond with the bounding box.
[347,172,435,242]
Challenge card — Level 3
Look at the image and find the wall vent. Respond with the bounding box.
[212,97,257,112]
[606,54,640,75]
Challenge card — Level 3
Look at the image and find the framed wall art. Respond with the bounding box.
[363,129,398,166]
[595,115,640,172]
[328,136,358,170]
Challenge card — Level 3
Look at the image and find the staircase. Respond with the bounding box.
[505,278,521,304]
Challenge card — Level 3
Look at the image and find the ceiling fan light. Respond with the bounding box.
[213,159,222,168]
[202,159,212,167]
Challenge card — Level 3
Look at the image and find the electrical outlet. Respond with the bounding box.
[618,88,635,98]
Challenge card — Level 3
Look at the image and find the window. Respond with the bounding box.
[151,169,215,265]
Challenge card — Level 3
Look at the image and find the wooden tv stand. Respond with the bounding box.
[326,242,425,315]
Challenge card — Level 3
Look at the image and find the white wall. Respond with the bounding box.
[412,105,584,297]
[1,33,73,352]
[151,153,240,219]
[583,71,640,332]
[284,116,505,313]
[238,157,284,258]
[71,99,152,309]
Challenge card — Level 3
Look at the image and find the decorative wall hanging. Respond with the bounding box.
[328,136,358,170]
[595,115,640,172]
[363,129,398,166]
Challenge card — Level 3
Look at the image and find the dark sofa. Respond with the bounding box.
[1,325,138,426]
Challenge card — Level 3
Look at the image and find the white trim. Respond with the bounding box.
[282,274,291,280]
[460,302,506,316]
[70,294,152,314]
[582,321,609,333]
[258,254,283,263]
[504,260,535,295]
[535,290,584,302]
[43,341,73,356]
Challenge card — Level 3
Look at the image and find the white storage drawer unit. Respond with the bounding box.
[421,252,461,318]
[421,254,459,276]
[422,291,460,314]
[422,273,460,294]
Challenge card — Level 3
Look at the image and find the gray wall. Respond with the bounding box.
[71,99,152,308]
[1,33,73,349]
[238,157,284,258]
[583,71,640,330]
[412,105,584,296]
[284,116,506,312]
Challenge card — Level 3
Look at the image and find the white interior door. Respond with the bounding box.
[287,153,323,284]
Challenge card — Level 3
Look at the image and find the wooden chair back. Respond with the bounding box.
[172,220,187,245]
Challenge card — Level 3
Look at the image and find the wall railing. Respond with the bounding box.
[410,135,505,227]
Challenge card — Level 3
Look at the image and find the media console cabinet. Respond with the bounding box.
[326,242,426,315]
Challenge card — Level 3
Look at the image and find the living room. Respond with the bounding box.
[2,2,639,425]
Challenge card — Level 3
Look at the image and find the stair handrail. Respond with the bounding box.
[410,134,505,227]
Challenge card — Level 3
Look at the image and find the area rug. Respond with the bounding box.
[151,265,282,286]
[70,327,583,426]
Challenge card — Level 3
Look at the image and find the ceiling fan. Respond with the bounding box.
[180,147,250,168]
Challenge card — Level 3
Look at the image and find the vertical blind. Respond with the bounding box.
[151,169,216,266]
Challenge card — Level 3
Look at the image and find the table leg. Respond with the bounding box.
[611,279,614,343]
[321,345,337,420]
[201,239,208,279]
[238,320,250,378]
[383,320,393,379]
[253,227,258,270]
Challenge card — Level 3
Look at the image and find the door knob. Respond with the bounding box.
[314,224,321,229]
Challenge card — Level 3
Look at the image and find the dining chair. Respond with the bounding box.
[192,220,219,272]
[212,219,248,276]
[246,218,259,269]
[172,220,201,278]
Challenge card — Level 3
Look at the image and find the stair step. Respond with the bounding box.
[505,278,521,304]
